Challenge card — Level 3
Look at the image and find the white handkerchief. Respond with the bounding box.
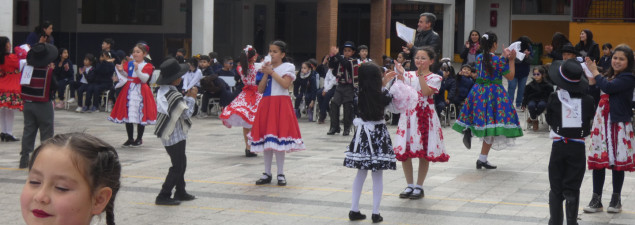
[507,41,526,61]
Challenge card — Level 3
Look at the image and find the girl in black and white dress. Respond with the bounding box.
[343,63,397,223]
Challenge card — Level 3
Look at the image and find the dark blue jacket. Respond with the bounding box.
[448,75,474,105]
[52,59,74,81]
[294,71,318,102]
[93,61,115,85]
[595,72,635,122]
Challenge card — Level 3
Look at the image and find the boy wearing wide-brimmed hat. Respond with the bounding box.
[327,41,359,136]
[19,43,58,168]
[153,58,198,205]
[545,59,595,224]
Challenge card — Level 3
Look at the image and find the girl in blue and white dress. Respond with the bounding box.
[250,40,305,186]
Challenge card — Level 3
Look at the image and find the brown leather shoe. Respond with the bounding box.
[532,120,539,131]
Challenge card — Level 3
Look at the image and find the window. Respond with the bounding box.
[82,0,162,25]
[512,0,571,15]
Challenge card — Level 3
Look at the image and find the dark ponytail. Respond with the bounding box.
[239,46,257,77]
[479,32,498,77]
[29,133,121,225]
[0,36,9,64]
[270,40,289,62]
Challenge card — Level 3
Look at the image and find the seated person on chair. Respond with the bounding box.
[434,61,455,118]
[521,65,553,131]
[448,63,476,107]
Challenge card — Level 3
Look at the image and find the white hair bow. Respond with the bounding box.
[482,34,489,40]
[243,45,253,56]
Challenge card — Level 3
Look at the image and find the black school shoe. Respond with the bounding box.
[245,149,257,157]
[131,139,143,147]
[399,187,413,198]
[349,210,366,221]
[255,173,272,185]
[174,192,196,201]
[409,187,424,199]
[277,174,287,186]
[372,214,383,223]
[155,195,181,205]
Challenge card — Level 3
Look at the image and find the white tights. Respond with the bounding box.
[263,151,285,175]
[351,170,383,214]
[0,108,15,134]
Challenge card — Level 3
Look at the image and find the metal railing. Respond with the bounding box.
[572,0,635,21]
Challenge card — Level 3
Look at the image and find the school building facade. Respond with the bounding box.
[1,0,633,65]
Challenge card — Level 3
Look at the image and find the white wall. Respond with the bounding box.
[475,0,511,53]
[1,0,14,38]
[75,0,187,33]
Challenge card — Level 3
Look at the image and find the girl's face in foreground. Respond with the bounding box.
[268,44,285,64]
[132,46,147,63]
[21,146,106,225]
[611,51,629,74]
[414,50,432,71]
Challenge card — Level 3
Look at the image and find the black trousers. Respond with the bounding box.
[548,141,586,225]
[317,87,335,121]
[329,84,354,130]
[159,140,187,198]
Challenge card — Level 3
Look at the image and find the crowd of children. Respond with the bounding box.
[9,18,635,224]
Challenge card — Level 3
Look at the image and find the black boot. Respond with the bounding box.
[342,126,351,136]
[548,191,564,225]
[19,154,29,169]
[607,193,622,213]
[564,193,580,225]
[327,126,340,135]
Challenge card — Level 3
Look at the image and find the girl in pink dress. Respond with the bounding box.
[392,46,448,200]
[220,45,263,157]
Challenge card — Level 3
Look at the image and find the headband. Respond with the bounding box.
[244,45,253,56]
[482,34,489,40]
[138,43,150,53]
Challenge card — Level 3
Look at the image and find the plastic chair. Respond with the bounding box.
[100,90,111,112]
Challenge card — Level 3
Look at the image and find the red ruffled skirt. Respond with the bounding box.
[108,81,157,125]
[220,85,262,128]
[249,96,305,152]
[0,72,23,111]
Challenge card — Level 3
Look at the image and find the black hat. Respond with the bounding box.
[561,43,577,55]
[156,58,189,85]
[549,59,588,93]
[343,41,356,51]
[26,43,58,67]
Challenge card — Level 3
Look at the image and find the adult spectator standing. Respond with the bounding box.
[574,29,600,62]
[508,36,533,110]
[25,21,54,46]
[402,12,441,72]
[19,43,58,168]
[544,32,571,61]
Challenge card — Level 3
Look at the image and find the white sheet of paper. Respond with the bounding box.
[562,98,582,128]
[507,41,526,61]
[20,65,34,85]
[396,22,415,44]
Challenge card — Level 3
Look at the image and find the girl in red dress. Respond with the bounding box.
[108,43,157,147]
[220,45,262,157]
[0,36,22,142]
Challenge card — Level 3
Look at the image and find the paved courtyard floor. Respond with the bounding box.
[1,108,633,224]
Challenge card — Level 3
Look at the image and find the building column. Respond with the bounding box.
[316,0,337,60]
[192,0,214,55]
[370,0,387,63]
[442,3,454,60]
[464,0,476,45]
[0,0,13,39]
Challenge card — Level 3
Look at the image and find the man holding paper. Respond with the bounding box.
[401,12,441,71]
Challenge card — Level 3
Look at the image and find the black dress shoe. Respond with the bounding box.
[3,134,19,142]
[155,196,181,205]
[463,129,472,149]
[348,210,366,221]
[327,127,341,135]
[131,139,143,147]
[174,192,196,201]
[245,149,257,157]
[342,128,350,136]
[372,214,383,223]
[476,160,497,169]
[409,187,424,199]
[399,187,413,198]
[0,133,5,142]
[19,154,29,169]
[255,173,272,185]
[277,174,287,186]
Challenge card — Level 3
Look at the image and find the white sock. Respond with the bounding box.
[371,171,383,214]
[263,151,273,176]
[408,183,414,188]
[351,170,367,212]
[0,108,14,134]
[274,151,285,175]
[412,184,422,195]
[479,154,488,163]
